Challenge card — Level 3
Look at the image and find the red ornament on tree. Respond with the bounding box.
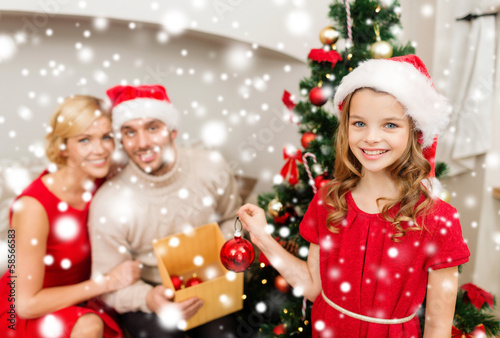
[274,275,290,293]
[220,217,255,272]
[301,131,317,148]
[272,323,287,335]
[314,174,329,190]
[185,276,203,287]
[170,275,183,290]
[309,85,332,106]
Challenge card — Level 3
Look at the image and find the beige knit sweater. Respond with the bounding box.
[88,147,241,313]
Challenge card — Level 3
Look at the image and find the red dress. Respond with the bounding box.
[0,171,122,338]
[299,190,470,338]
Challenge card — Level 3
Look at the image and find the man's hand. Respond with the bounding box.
[146,285,203,322]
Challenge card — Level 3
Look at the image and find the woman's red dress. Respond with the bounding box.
[0,171,122,337]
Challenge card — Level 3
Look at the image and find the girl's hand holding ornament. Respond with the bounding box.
[237,203,270,250]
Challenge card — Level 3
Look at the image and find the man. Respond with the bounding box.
[88,84,241,337]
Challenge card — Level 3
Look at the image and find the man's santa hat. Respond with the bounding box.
[333,54,450,180]
[106,84,179,132]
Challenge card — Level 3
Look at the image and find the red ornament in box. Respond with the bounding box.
[301,132,317,148]
[309,86,332,106]
[170,275,183,290]
[220,218,255,272]
[185,276,203,287]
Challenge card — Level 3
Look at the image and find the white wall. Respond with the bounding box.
[0,13,311,196]
[1,0,332,61]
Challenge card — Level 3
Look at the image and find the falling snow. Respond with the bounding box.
[39,315,64,338]
[54,217,80,241]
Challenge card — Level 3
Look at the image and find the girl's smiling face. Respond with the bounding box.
[348,88,411,176]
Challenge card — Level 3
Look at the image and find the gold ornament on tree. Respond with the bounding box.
[370,25,393,59]
[319,26,340,46]
[267,197,284,217]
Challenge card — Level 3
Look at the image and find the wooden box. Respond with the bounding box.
[153,223,244,330]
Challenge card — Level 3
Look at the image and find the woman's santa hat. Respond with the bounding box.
[106,84,179,132]
[333,54,450,180]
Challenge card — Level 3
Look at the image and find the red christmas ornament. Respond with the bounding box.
[170,275,183,290]
[220,218,255,272]
[185,276,203,287]
[301,131,317,148]
[274,275,290,293]
[272,323,287,335]
[309,86,332,106]
[314,175,329,190]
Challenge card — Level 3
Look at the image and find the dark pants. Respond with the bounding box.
[118,311,238,338]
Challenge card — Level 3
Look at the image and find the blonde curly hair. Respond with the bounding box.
[324,88,434,241]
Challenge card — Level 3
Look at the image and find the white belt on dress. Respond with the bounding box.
[321,290,417,325]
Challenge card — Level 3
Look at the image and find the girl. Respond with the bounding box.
[0,96,142,338]
[238,55,470,337]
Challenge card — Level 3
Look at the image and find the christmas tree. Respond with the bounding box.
[237,0,451,336]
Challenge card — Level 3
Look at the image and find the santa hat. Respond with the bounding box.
[106,84,180,132]
[333,54,450,179]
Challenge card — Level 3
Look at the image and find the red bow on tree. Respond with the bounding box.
[307,49,342,68]
[282,90,297,111]
[451,324,486,338]
[280,148,303,185]
[274,212,291,224]
[461,283,494,309]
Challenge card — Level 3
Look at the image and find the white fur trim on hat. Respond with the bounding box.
[333,59,450,148]
[111,98,180,132]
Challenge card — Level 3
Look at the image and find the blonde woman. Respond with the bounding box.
[0,96,141,338]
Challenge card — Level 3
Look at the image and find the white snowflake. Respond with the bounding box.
[161,10,189,35]
[193,255,204,266]
[158,305,183,329]
[255,302,267,313]
[314,320,326,331]
[340,282,351,293]
[77,47,94,63]
[60,258,71,269]
[54,216,79,241]
[286,10,311,36]
[178,188,189,199]
[200,121,227,147]
[0,34,17,62]
[39,314,63,338]
[44,255,54,266]
[225,271,236,281]
[388,247,398,258]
